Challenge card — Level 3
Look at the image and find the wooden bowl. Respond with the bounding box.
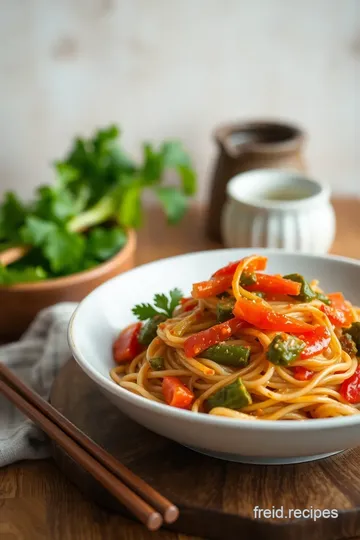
[0,229,137,342]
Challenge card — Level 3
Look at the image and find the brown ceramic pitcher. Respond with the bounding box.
[206,121,306,242]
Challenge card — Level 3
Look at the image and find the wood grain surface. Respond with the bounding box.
[1,199,360,540]
[50,359,360,540]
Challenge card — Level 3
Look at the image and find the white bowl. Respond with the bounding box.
[221,170,336,253]
[68,249,360,465]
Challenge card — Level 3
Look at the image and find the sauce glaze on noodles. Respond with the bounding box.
[110,261,360,421]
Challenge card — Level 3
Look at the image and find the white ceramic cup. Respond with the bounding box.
[221,169,336,253]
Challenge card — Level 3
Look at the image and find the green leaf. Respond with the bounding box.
[20,216,57,246]
[177,165,197,195]
[162,141,191,168]
[82,258,98,271]
[169,288,183,314]
[116,185,142,228]
[43,228,85,273]
[112,147,137,176]
[0,124,197,283]
[161,141,197,195]
[92,124,119,154]
[155,187,188,224]
[0,192,28,241]
[0,264,47,285]
[141,144,164,185]
[54,162,80,186]
[154,293,170,313]
[34,186,77,223]
[86,226,127,261]
[132,288,183,320]
[132,303,160,321]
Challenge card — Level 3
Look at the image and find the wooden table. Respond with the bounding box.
[1,199,360,540]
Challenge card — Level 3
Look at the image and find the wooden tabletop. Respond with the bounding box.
[1,199,360,540]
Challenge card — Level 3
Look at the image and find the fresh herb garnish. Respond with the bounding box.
[0,126,196,285]
[132,288,183,320]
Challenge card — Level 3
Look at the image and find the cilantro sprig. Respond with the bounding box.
[0,126,196,285]
[132,289,183,320]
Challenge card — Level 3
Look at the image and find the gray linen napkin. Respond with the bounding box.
[0,303,77,467]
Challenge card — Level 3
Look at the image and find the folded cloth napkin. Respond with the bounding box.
[0,303,77,467]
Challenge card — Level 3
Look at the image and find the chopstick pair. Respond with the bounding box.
[0,362,179,531]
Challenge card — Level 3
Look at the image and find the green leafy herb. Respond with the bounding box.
[20,216,57,246]
[132,288,183,321]
[0,193,27,242]
[43,228,86,274]
[0,125,196,285]
[155,187,188,224]
[85,227,127,261]
[0,264,47,285]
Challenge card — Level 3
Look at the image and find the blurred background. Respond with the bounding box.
[0,0,359,201]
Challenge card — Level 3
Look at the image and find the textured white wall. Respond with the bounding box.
[0,0,359,201]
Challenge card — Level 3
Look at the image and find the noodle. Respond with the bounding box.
[110,256,360,420]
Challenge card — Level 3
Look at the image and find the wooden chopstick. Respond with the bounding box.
[0,363,178,523]
[0,363,179,529]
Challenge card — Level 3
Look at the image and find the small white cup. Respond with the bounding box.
[221,169,336,253]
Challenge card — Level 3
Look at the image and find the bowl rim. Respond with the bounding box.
[226,169,331,212]
[0,229,136,292]
[68,247,360,432]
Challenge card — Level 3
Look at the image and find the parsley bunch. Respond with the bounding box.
[0,126,196,285]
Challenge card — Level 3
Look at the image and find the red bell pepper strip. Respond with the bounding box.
[321,292,354,328]
[320,304,346,327]
[212,256,267,277]
[192,275,232,299]
[246,273,301,296]
[183,319,246,357]
[193,256,269,299]
[162,376,194,409]
[228,317,249,336]
[295,326,331,359]
[113,322,142,364]
[233,297,314,333]
[293,366,314,381]
[339,365,360,404]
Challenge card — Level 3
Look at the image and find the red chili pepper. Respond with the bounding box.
[321,292,354,328]
[293,366,314,381]
[212,256,267,277]
[298,326,331,359]
[340,365,360,404]
[233,297,314,334]
[246,273,301,296]
[184,319,244,358]
[113,322,142,364]
[162,376,194,409]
